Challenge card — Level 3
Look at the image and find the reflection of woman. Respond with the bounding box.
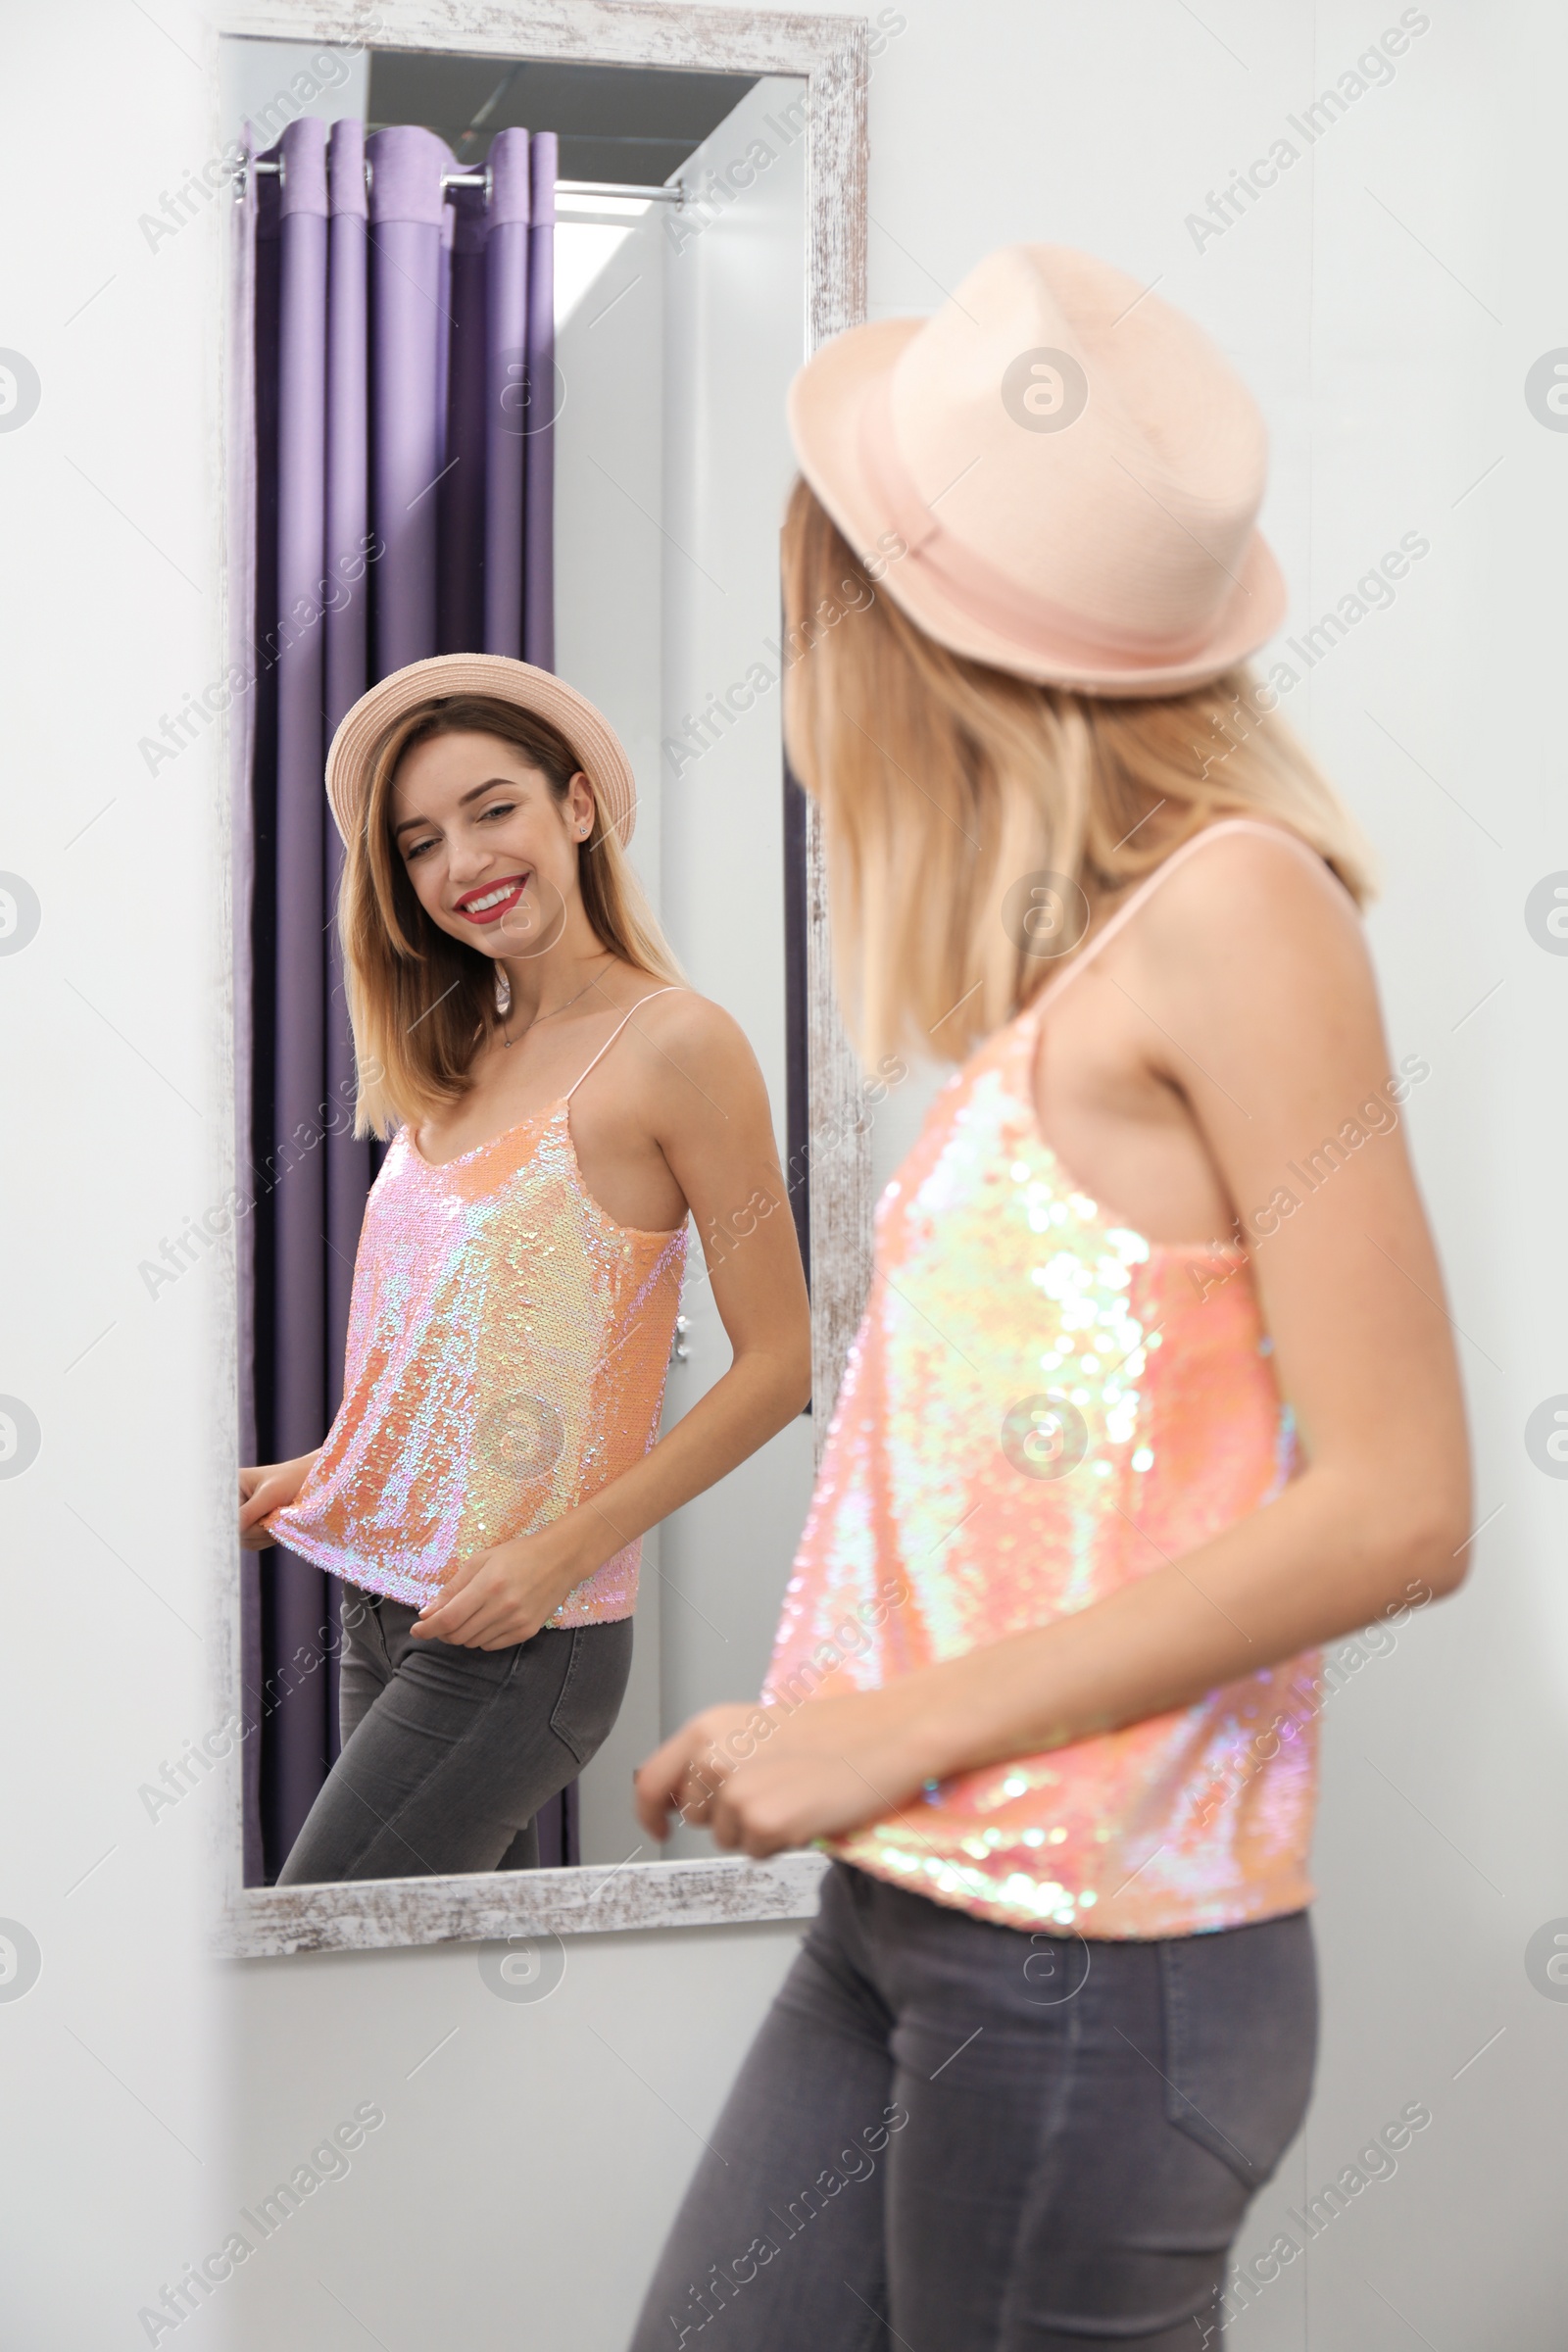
[239,656,809,1885]
[632,248,1470,2345]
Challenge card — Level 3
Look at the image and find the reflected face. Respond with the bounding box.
[390,730,594,961]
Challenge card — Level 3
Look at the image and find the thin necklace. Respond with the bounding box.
[499,954,612,1049]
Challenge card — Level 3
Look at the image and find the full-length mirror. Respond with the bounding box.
[219,9,869,1955]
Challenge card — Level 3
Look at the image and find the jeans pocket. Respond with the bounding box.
[1159,1909,1319,2190]
[548,1621,634,1767]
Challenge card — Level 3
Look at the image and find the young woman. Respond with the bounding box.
[630,248,1470,2348]
[239,654,810,1885]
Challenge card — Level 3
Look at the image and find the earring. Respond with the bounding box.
[494,965,513,1016]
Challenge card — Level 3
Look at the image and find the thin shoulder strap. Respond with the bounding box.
[1032,819,1330,1018]
[564,987,687,1099]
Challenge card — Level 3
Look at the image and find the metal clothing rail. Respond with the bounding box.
[245,157,684,205]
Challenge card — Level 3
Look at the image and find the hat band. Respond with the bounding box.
[858,375,1230,675]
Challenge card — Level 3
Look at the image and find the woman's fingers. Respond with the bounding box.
[634,1723,731,1838]
[414,1570,544,1649]
[635,1702,808,1841]
[238,1470,282,1548]
[632,1736,695,1838]
[711,1774,797,1860]
[713,1738,889,1857]
[638,1701,900,1855]
[411,1552,486,1640]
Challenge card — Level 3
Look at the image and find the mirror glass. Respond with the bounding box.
[221,34,814,1893]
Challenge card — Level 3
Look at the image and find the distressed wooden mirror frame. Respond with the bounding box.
[213,0,871,1957]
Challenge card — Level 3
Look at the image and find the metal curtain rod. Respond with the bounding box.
[246,157,683,205]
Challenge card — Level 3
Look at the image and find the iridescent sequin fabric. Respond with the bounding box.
[266,1102,687,1626]
[764,1002,1318,1938]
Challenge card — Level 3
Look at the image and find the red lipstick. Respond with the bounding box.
[453,874,528,925]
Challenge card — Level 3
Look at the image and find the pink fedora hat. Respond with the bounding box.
[786,244,1286,697]
[324,654,638,847]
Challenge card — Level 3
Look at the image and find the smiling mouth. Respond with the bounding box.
[454,875,528,925]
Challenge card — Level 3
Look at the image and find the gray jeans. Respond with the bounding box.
[628,1861,1317,2350]
[275,1585,633,1885]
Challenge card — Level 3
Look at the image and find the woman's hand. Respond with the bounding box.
[635,1692,927,1858]
[238,1454,318,1550]
[411,1517,598,1649]
[633,1703,764,1839]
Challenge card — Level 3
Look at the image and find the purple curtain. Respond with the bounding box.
[240,115,561,1884]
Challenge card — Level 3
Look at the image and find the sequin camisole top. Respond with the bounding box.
[265,993,689,1627]
[763,822,1326,1939]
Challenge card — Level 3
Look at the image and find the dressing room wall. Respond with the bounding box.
[1,3,1562,2345]
[555,71,816,1868]
[553,169,672,1871]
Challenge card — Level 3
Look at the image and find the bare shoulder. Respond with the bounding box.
[621,982,755,1060]
[614,982,766,1125]
[1128,819,1370,995]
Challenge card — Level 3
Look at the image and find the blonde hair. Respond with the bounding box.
[780,477,1377,1066]
[339,694,681,1137]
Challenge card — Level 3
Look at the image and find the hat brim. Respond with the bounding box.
[324,655,638,847]
[787,318,1287,699]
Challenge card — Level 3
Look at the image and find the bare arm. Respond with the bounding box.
[416,994,811,1646]
[637,832,1472,1850]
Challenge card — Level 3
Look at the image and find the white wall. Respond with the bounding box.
[219,31,368,137]
[0,6,238,2344]
[656,74,817,1852]
[554,83,816,1869]
[555,197,674,1870]
[1,4,1562,2346]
